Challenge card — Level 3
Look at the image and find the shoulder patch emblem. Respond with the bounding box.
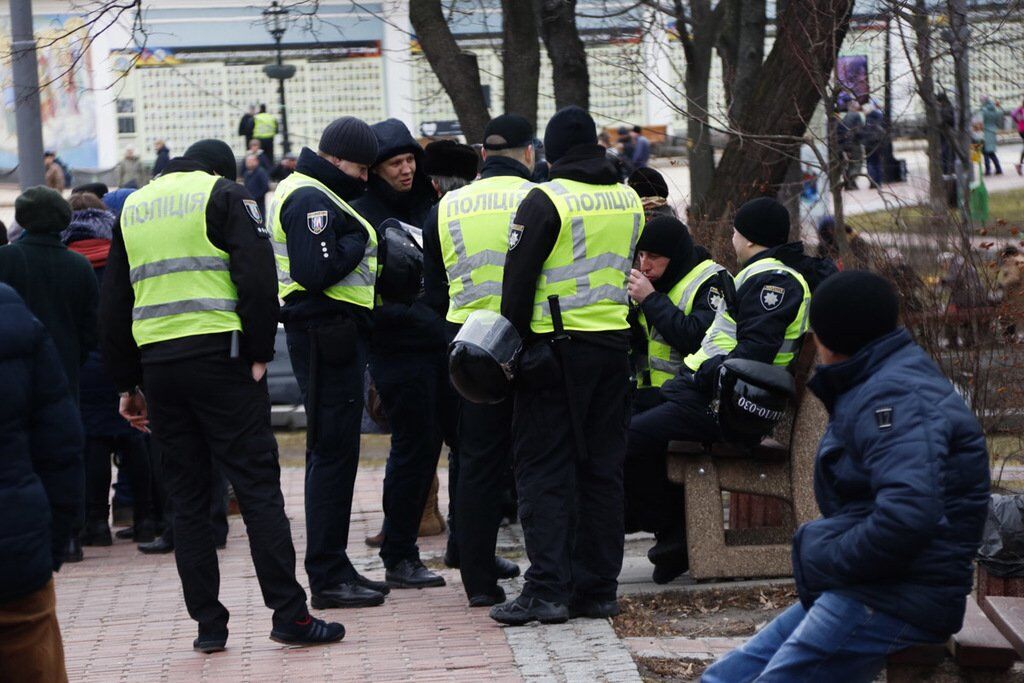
[874,407,893,430]
[708,286,723,311]
[242,199,263,224]
[760,284,785,311]
[509,223,524,250]
[307,210,329,235]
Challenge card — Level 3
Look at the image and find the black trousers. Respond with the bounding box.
[454,397,513,597]
[624,385,718,544]
[285,321,366,594]
[513,341,630,605]
[258,137,275,164]
[84,434,152,524]
[370,349,456,568]
[144,355,306,634]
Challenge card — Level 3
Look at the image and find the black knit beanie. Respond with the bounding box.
[319,116,379,166]
[184,139,237,181]
[628,167,669,199]
[636,215,692,263]
[810,270,899,356]
[734,197,790,248]
[423,140,479,181]
[15,186,72,234]
[72,182,109,199]
[544,106,598,163]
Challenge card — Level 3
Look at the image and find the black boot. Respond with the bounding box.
[81,520,112,547]
[133,518,157,544]
[468,585,506,608]
[494,556,521,579]
[193,630,228,654]
[311,582,386,609]
[385,559,446,589]
[64,537,83,563]
[138,534,174,554]
[489,595,569,626]
[570,597,621,619]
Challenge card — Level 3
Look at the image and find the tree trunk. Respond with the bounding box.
[730,0,766,123]
[539,0,589,110]
[699,0,855,229]
[409,0,490,143]
[717,0,740,113]
[946,0,973,232]
[907,0,947,212]
[501,0,541,129]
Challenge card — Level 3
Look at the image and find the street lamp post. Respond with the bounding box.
[263,1,293,156]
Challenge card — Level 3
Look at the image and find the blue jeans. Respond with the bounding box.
[702,592,944,682]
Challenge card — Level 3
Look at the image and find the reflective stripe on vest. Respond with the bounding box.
[530,178,644,333]
[638,259,725,388]
[120,171,241,346]
[683,257,810,372]
[268,171,377,310]
[438,175,535,323]
[253,112,276,138]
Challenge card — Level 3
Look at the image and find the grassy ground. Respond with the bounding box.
[848,187,1024,234]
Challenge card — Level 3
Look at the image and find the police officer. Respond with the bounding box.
[268,117,390,609]
[622,215,724,581]
[626,197,833,584]
[492,106,644,625]
[352,119,448,589]
[253,104,278,163]
[422,114,536,606]
[99,139,343,652]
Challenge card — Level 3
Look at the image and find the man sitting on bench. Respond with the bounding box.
[704,271,990,682]
[625,198,831,584]
[623,216,723,582]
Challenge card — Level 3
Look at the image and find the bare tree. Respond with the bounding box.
[699,0,856,233]
[501,0,541,128]
[539,0,590,110]
[717,0,766,125]
[409,0,490,142]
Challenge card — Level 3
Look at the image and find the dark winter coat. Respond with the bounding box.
[0,223,99,400]
[243,165,271,208]
[352,119,442,354]
[152,146,171,177]
[62,208,134,437]
[0,284,83,602]
[796,329,990,637]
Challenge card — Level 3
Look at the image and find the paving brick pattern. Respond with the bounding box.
[56,465,522,682]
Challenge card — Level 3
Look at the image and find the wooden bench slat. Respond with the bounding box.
[948,596,1018,669]
[981,596,1024,660]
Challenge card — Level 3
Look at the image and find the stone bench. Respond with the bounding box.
[665,337,825,581]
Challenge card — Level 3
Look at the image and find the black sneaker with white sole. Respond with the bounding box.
[269,616,345,646]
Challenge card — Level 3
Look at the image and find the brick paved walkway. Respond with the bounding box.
[56,463,524,682]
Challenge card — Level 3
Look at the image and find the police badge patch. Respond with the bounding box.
[708,286,724,310]
[760,284,785,311]
[307,211,329,235]
[243,199,262,224]
[509,223,524,250]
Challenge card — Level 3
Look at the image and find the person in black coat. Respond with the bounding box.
[151,140,171,178]
[61,193,155,549]
[242,154,271,211]
[0,186,98,402]
[0,283,82,681]
[351,119,450,588]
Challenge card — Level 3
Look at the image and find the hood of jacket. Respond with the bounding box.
[370,118,423,167]
[61,208,115,245]
[549,144,623,186]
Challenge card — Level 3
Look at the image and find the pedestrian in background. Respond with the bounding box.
[1012,97,1024,175]
[116,147,146,189]
[253,104,278,163]
[862,105,886,188]
[61,192,155,549]
[0,283,83,683]
[238,105,256,148]
[242,153,271,212]
[981,95,1004,176]
[630,125,651,169]
[44,151,66,191]
[152,140,170,178]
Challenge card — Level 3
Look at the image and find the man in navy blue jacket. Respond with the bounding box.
[0,284,82,681]
[704,271,990,682]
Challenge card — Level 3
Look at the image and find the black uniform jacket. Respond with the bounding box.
[277,148,373,332]
[663,241,835,399]
[422,155,534,325]
[500,144,632,350]
[100,158,278,392]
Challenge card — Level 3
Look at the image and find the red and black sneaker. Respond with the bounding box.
[270,615,345,646]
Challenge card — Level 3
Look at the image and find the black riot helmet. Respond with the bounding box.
[377,218,424,304]
[449,311,522,404]
[714,358,795,443]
